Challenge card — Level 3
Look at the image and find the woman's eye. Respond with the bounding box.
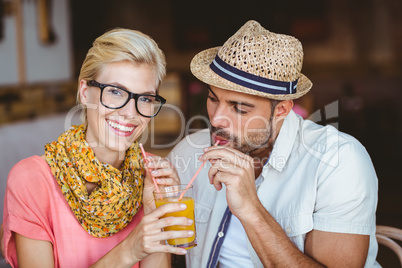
[139,96,155,103]
[111,89,121,96]
[106,87,124,96]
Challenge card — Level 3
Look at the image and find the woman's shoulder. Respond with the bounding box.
[7,155,53,189]
[9,155,49,174]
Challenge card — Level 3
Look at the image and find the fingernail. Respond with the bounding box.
[188,231,194,236]
[187,219,193,224]
[180,204,187,209]
[151,170,158,175]
[180,249,187,254]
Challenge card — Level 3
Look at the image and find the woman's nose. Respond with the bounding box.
[119,98,139,117]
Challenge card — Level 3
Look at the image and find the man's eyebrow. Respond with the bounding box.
[208,86,254,107]
[228,100,255,108]
[207,86,218,98]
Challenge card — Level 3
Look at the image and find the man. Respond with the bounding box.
[168,20,379,267]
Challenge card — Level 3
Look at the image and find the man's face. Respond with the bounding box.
[207,86,279,156]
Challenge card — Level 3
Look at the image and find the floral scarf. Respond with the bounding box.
[45,124,144,238]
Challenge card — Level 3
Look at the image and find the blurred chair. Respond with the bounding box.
[376,225,402,265]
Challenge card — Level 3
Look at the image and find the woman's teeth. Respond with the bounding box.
[107,120,134,132]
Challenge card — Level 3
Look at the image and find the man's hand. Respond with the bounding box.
[199,146,260,219]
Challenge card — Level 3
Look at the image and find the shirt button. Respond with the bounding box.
[285,227,292,234]
[218,231,224,237]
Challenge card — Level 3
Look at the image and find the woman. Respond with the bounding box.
[2,28,190,267]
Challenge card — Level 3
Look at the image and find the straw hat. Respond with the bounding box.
[190,20,312,100]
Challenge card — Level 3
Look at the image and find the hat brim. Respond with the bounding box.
[190,47,312,100]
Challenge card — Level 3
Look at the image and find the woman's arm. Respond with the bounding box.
[15,233,173,268]
[13,155,185,268]
[140,253,171,268]
[15,233,54,268]
[89,202,190,268]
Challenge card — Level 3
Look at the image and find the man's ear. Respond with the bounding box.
[79,79,89,106]
[274,100,294,121]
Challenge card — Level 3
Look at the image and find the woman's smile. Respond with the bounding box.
[106,119,136,137]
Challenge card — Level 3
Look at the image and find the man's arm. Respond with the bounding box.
[201,146,370,267]
[241,200,369,267]
[305,229,369,266]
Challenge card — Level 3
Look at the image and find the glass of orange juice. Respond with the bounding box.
[153,185,197,249]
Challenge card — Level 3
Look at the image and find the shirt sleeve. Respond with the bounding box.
[313,138,378,235]
[3,157,54,266]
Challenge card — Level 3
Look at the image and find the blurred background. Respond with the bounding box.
[0,0,401,266]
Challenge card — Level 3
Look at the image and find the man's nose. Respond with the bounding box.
[210,105,232,129]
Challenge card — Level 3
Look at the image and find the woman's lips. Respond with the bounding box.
[107,119,136,137]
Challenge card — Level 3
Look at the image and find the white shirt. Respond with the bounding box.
[168,110,380,268]
[218,176,264,268]
[218,214,254,268]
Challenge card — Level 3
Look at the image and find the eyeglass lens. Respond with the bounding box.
[102,86,162,117]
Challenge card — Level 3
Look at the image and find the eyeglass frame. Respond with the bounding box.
[87,80,166,118]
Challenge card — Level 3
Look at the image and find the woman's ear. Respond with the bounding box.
[274,100,294,120]
[79,79,89,106]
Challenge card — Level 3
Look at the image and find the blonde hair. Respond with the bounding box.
[77,28,166,125]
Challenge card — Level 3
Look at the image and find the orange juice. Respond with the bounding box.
[155,196,196,249]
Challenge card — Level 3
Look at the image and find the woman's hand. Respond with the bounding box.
[146,155,180,186]
[142,155,180,214]
[90,202,192,268]
[125,202,192,263]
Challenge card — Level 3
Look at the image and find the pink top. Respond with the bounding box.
[3,156,143,268]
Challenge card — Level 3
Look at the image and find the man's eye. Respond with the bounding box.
[234,106,247,114]
[207,95,218,102]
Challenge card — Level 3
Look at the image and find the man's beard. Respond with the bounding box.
[210,118,275,156]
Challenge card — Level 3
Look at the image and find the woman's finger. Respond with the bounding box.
[159,216,193,228]
[142,215,192,235]
[155,177,176,186]
[148,228,194,242]
[151,168,176,178]
[146,202,187,219]
[146,157,180,185]
[142,242,188,255]
[146,156,170,169]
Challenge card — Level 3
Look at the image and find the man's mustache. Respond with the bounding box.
[210,127,235,141]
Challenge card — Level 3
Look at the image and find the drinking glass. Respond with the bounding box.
[153,185,197,249]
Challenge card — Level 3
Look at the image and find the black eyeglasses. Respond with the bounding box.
[87,80,166,118]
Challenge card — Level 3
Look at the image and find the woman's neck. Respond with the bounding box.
[92,147,125,169]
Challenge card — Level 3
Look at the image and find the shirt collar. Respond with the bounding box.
[267,110,300,172]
